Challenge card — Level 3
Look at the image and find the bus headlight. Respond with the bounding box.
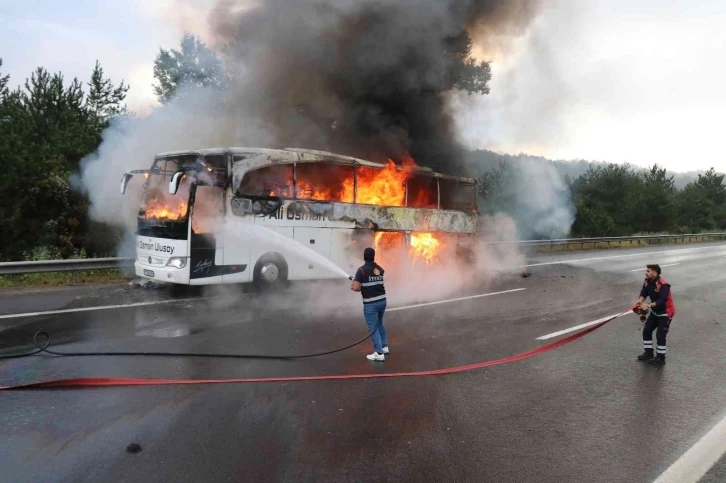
[166,257,187,269]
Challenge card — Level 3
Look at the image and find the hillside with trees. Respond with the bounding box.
[466,150,710,191]
[476,155,726,238]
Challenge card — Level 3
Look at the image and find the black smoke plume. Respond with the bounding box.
[78,0,544,232]
[206,0,542,174]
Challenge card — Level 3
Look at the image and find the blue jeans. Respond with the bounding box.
[363,299,388,353]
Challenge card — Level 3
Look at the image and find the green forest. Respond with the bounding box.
[0,58,128,262]
[475,152,726,239]
[1,35,724,261]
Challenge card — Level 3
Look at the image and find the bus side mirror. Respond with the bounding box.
[120,173,133,194]
[238,198,252,213]
[231,197,253,215]
[169,171,185,195]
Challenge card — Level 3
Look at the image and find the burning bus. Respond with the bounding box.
[120,148,478,287]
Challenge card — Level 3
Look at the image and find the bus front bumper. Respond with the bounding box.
[135,262,189,285]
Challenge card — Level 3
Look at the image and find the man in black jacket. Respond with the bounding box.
[351,247,389,362]
[635,264,676,365]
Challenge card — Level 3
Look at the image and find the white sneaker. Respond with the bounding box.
[366,352,385,361]
[381,346,390,354]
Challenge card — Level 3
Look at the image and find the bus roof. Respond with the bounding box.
[154,147,476,184]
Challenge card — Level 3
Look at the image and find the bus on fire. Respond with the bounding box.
[120,148,478,288]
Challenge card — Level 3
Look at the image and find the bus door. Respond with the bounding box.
[189,186,225,284]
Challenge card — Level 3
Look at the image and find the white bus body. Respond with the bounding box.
[121,148,478,287]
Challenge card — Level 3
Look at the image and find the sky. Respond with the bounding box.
[1,0,725,173]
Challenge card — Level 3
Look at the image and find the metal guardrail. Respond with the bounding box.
[484,233,726,253]
[0,257,134,276]
[0,233,724,276]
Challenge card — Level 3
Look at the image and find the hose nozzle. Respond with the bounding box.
[633,306,649,322]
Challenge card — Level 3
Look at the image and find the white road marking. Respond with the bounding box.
[388,288,527,312]
[628,263,680,272]
[0,298,199,320]
[652,412,726,483]
[522,244,726,268]
[0,288,528,320]
[535,311,631,340]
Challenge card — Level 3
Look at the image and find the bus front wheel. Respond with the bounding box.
[253,253,288,289]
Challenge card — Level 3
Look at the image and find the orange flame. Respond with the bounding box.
[373,231,443,265]
[144,199,188,222]
[297,182,352,203]
[144,198,215,234]
[344,160,411,206]
[373,231,404,267]
[271,157,420,206]
[374,231,404,250]
[142,181,190,224]
[410,232,440,264]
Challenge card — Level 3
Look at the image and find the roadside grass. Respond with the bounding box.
[0,269,131,289]
[0,246,133,289]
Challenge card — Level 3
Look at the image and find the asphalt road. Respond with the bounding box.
[1,242,725,483]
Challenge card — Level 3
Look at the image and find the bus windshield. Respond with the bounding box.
[137,156,198,239]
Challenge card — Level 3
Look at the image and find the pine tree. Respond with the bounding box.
[0,59,8,95]
[153,33,227,103]
[86,61,129,133]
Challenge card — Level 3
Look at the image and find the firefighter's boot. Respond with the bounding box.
[637,350,655,361]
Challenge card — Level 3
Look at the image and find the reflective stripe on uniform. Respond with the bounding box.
[360,281,385,287]
[362,294,387,303]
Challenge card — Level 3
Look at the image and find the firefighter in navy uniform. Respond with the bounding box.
[635,264,676,365]
[351,247,389,362]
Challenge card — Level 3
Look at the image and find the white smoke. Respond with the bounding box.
[500,157,574,239]
[78,86,274,232]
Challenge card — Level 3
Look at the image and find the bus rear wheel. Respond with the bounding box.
[253,253,288,290]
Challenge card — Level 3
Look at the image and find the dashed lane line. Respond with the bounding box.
[388,288,527,312]
[536,311,631,340]
[628,263,680,272]
[0,298,200,320]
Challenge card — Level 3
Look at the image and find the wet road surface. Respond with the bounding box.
[702,455,726,483]
[1,242,726,482]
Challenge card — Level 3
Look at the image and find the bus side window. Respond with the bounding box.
[193,186,224,234]
[439,179,478,213]
[407,174,438,209]
[295,163,354,202]
[238,165,293,198]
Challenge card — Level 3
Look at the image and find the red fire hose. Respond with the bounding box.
[0,307,636,390]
